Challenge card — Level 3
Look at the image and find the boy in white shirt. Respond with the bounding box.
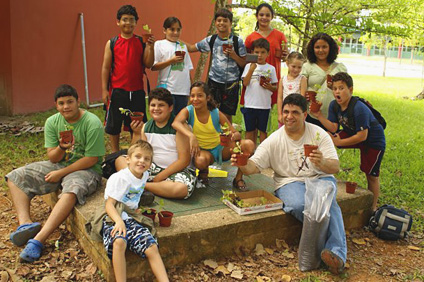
[242,38,278,146]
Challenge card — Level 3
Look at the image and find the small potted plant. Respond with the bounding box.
[140,207,157,222]
[326,74,332,84]
[141,24,153,42]
[304,132,321,158]
[175,42,186,59]
[222,37,233,53]
[232,141,249,166]
[220,122,232,147]
[345,173,357,194]
[157,199,174,227]
[259,70,272,87]
[275,41,285,59]
[60,124,74,144]
[119,107,144,122]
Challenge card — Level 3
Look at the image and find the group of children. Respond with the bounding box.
[98,4,385,281]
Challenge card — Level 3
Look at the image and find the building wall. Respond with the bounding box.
[0,0,13,115]
[3,0,214,115]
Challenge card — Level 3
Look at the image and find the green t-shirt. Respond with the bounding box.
[44,110,105,174]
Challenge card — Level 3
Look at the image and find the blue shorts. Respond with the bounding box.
[102,218,157,259]
[241,107,270,132]
[203,144,223,164]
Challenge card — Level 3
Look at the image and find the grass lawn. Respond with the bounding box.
[1,74,423,232]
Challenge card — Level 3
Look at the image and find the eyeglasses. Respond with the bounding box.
[121,18,136,24]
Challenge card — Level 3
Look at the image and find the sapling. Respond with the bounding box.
[221,122,231,136]
[142,24,151,34]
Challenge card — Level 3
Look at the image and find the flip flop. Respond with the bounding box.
[321,249,344,275]
[20,239,43,262]
[10,222,41,247]
[232,178,248,192]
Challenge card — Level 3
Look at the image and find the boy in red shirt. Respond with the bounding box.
[101,5,154,152]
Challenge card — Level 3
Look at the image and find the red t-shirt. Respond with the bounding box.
[243,29,287,105]
[110,35,144,91]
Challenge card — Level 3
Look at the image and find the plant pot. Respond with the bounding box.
[222,43,233,52]
[142,209,157,222]
[346,181,357,194]
[60,130,73,143]
[175,50,186,59]
[326,74,332,84]
[220,134,232,147]
[305,91,317,102]
[260,76,271,87]
[130,112,144,122]
[310,101,322,112]
[142,33,153,42]
[235,152,250,166]
[304,144,318,158]
[158,211,174,227]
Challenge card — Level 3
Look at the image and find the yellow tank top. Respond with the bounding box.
[192,109,220,149]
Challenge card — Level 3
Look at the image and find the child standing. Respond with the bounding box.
[277,52,307,127]
[101,5,155,152]
[103,140,169,282]
[172,82,254,190]
[152,17,193,115]
[185,8,246,123]
[311,72,385,210]
[242,38,278,146]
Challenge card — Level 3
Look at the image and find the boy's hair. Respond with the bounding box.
[127,140,153,157]
[306,33,339,64]
[286,51,305,64]
[148,87,173,106]
[214,8,233,22]
[255,3,274,31]
[252,38,270,52]
[163,17,182,29]
[282,93,307,112]
[54,84,78,101]
[332,72,353,88]
[117,5,139,21]
[190,81,218,111]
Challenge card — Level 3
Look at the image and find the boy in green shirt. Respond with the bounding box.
[6,84,105,262]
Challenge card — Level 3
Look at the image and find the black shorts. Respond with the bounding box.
[207,79,240,116]
[105,88,147,135]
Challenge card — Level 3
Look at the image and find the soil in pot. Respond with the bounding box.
[306,91,317,102]
[310,101,322,112]
[304,144,318,158]
[346,182,357,194]
[260,76,271,87]
[175,51,186,59]
[130,112,144,122]
[60,130,73,144]
[220,134,232,147]
[142,209,157,222]
[222,44,233,52]
[158,211,174,227]
[235,152,250,166]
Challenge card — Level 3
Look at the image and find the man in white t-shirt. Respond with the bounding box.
[232,93,347,275]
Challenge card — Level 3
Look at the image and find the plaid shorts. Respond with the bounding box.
[102,218,157,259]
[148,162,196,199]
[5,161,101,205]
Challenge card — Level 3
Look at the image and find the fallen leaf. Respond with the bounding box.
[203,259,218,269]
[255,244,265,256]
[352,238,366,245]
[265,248,274,255]
[407,245,420,251]
[215,265,229,275]
[256,276,272,282]
[61,270,73,279]
[231,270,244,280]
[85,262,97,275]
[227,262,235,272]
[40,275,56,282]
[1,271,9,282]
[276,239,289,249]
[390,269,399,276]
[281,251,295,259]
[281,274,292,282]
[268,257,288,267]
[16,266,31,276]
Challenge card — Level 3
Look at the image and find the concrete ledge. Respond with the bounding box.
[42,172,373,282]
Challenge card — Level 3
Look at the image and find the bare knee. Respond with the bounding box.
[113,238,127,252]
[144,243,159,258]
[241,139,255,154]
[194,154,211,170]
[172,182,188,198]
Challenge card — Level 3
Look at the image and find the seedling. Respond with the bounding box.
[119,107,135,116]
[260,70,272,87]
[119,107,144,121]
[221,190,269,208]
[232,141,243,154]
[311,132,321,146]
[143,24,151,33]
[221,122,231,136]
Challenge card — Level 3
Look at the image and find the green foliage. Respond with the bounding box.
[119,107,134,116]
[232,141,243,154]
[221,122,231,135]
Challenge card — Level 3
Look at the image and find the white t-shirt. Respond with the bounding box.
[153,39,193,96]
[250,122,338,190]
[242,63,278,109]
[104,168,149,220]
[282,74,304,101]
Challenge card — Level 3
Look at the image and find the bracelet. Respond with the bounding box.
[59,145,67,151]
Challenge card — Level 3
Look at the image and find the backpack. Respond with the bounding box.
[109,36,150,94]
[368,205,412,240]
[208,34,244,81]
[186,105,221,133]
[101,149,127,179]
[333,96,386,134]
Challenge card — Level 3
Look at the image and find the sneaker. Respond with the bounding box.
[321,249,344,275]
[139,191,155,206]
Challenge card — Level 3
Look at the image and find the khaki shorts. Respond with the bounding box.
[5,161,101,205]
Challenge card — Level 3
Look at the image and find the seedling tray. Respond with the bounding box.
[223,190,283,215]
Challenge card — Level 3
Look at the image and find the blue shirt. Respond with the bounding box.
[196,34,246,83]
[328,100,386,150]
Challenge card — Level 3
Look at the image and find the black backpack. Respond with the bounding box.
[333,96,386,135]
[108,36,150,94]
[368,205,413,240]
[101,149,127,179]
[208,34,243,81]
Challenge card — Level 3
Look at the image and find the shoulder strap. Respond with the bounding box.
[208,34,218,54]
[136,35,150,94]
[346,96,359,130]
[187,105,195,128]
[232,35,240,56]
[210,108,221,133]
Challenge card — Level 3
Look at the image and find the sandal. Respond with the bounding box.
[20,239,43,263]
[321,249,344,275]
[198,169,209,185]
[232,178,248,192]
[10,222,41,247]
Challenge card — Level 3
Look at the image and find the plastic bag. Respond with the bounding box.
[298,178,336,271]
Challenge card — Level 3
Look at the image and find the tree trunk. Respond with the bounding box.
[301,0,314,54]
[194,0,227,82]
